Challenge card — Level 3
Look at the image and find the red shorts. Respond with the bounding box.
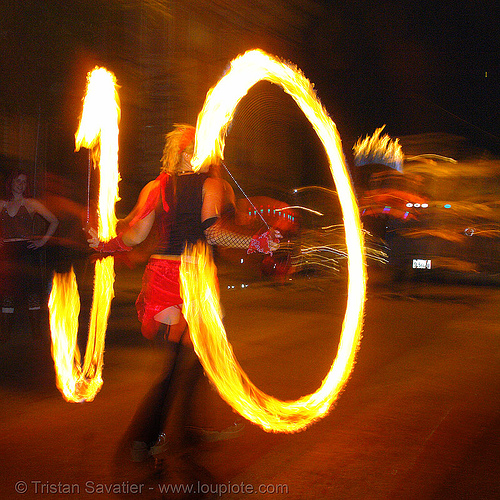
[136,258,182,339]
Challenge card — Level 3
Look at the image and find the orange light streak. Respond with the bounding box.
[48,67,120,402]
[186,49,366,432]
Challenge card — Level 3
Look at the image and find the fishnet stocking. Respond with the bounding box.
[204,219,251,249]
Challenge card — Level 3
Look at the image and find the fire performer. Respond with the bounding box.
[88,123,280,462]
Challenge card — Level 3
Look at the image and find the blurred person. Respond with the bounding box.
[43,172,88,275]
[0,169,58,342]
[88,124,280,464]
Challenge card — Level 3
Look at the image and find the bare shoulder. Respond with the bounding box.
[22,198,39,214]
[203,176,221,187]
[24,197,41,209]
[24,198,55,219]
[203,176,224,192]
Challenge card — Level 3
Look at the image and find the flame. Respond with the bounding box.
[48,67,120,402]
[75,67,121,238]
[188,49,366,432]
[353,125,404,172]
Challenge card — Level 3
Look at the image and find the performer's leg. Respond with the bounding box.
[157,338,203,453]
[128,337,181,448]
[128,306,201,462]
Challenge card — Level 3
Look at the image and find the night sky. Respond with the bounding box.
[1,0,498,156]
[300,0,499,149]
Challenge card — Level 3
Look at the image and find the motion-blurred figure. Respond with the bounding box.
[88,124,280,467]
[43,172,88,275]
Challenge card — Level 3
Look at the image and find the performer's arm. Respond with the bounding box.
[201,177,280,254]
[116,179,157,232]
[88,181,157,252]
[121,210,155,246]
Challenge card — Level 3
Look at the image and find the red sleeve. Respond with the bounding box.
[128,173,170,228]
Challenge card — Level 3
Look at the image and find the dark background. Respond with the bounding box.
[0,0,498,201]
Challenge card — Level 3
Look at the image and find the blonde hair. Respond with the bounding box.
[160,123,195,174]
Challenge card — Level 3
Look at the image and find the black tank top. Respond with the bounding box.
[0,204,33,240]
[156,173,209,255]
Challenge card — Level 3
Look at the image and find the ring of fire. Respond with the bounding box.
[183,49,367,432]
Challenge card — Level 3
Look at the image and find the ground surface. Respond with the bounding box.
[0,263,499,499]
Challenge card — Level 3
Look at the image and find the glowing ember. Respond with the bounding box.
[48,67,120,402]
[186,49,366,432]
